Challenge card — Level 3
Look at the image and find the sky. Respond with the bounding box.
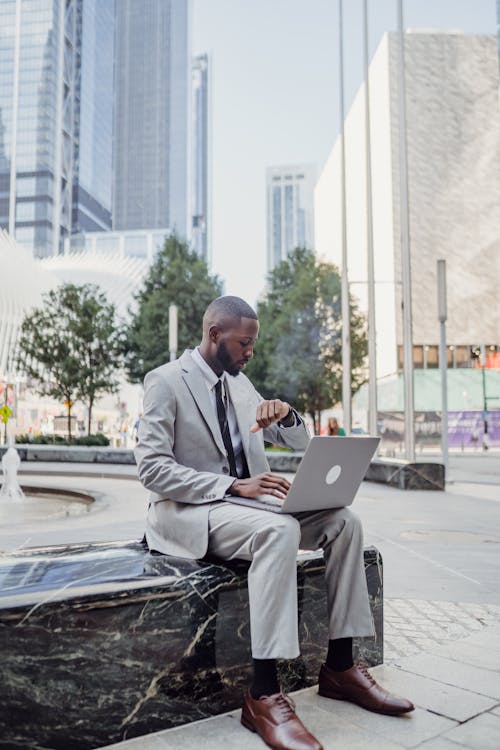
[192,0,498,306]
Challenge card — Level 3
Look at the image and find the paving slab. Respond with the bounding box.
[417,738,467,749]
[370,665,498,722]
[424,641,500,672]
[490,705,500,717]
[304,692,457,748]
[101,697,408,750]
[103,735,169,750]
[460,624,500,650]
[270,694,407,750]
[394,653,500,700]
[442,711,500,750]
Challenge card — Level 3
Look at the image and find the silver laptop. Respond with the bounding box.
[229,436,379,514]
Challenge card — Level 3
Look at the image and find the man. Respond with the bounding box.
[135,295,413,750]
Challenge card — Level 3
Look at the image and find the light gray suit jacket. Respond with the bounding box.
[134,349,310,558]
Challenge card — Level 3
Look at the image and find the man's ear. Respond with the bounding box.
[208,324,220,344]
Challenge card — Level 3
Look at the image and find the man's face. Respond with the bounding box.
[215,317,259,376]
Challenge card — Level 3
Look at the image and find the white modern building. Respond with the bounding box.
[64,228,169,266]
[266,164,316,272]
[0,230,56,379]
[315,31,500,380]
[0,228,148,438]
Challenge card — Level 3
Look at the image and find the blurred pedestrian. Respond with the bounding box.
[327,417,346,436]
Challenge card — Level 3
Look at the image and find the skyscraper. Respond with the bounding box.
[266,164,316,272]
[0,0,78,257]
[72,0,115,234]
[191,53,210,261]
[0,0,115,258]
[112,0,189,236]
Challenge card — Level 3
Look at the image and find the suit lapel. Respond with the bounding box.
[179,350,226,457]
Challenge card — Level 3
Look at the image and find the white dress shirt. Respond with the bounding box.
[191,347,246,477]
[191,347,298,479]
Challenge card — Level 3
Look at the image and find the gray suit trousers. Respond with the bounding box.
[207,502,375,659]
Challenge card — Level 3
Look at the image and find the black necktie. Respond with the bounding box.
[214,379,238,477]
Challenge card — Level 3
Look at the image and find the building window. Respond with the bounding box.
[413,345,424,369]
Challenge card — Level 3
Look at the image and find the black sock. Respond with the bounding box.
[250,658,280,698]
[326,637,354,672]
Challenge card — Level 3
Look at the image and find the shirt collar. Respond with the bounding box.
[191,347,225,390]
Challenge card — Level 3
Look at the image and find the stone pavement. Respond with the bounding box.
[101,622,500,750]
[385,598,500,661]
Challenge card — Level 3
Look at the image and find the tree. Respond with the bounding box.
[17,283,123,437]
[123,234,223,383]
[245,248,367,434]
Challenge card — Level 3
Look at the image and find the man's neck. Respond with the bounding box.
[197,343,223,377]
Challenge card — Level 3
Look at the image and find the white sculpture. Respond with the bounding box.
[0,446,25,502]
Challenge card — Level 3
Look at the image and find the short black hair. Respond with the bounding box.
[203,295,257,331]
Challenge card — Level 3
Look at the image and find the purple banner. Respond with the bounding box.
[447,410,500,449]
[378,410,500,449]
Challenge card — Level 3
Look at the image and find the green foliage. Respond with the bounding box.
[245,248,367,433]
[123,234,223,382]
[17,283,123,436]
[15,433,110,446]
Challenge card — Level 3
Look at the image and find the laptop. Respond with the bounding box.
[228,435,379,514]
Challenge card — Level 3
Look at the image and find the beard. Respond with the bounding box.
[216,340,243,377]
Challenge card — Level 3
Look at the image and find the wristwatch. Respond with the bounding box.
[278,407,295,427]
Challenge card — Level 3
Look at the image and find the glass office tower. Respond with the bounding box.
[113,0,189,235]
[0,0,115,256]
[0,0,78,257]
[72,0,114,233]
[266,164,317,272]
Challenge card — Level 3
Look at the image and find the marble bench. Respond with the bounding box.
[0,540,383,750]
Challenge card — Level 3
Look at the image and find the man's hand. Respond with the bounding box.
[229,472,291,500]
[250,399,292,433]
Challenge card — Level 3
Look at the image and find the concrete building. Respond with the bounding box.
[315,31,500,381]
[266,164,316,272]
[64,227,168,269]
[0,0,115,257]
[112,0,189,236]
[190,53,210,262]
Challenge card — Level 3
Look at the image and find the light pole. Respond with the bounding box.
[169,304,178,362]
[397,0,415,461]
[338,0,351,433]
[362,0,378,438]
[437,260,448,476]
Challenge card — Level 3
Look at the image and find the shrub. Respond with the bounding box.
[15,433,110,447]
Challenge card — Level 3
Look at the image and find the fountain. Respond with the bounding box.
[0,444,96,523]
[0,445,25,502]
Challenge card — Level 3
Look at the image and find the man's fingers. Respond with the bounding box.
[252,400,285,433]
[260,473,291,494]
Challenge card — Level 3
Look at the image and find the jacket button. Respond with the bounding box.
[222,466,229,474]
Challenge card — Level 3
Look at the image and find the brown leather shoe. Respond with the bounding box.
[241,690,323,750]
[318,663,414,716]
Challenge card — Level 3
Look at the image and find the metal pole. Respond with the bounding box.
[397,0,415,460]
[169,304,178,362]
[338,0,351,433]
[363,0,377,437]
[437,260,448,477]
[480,344,488,448]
